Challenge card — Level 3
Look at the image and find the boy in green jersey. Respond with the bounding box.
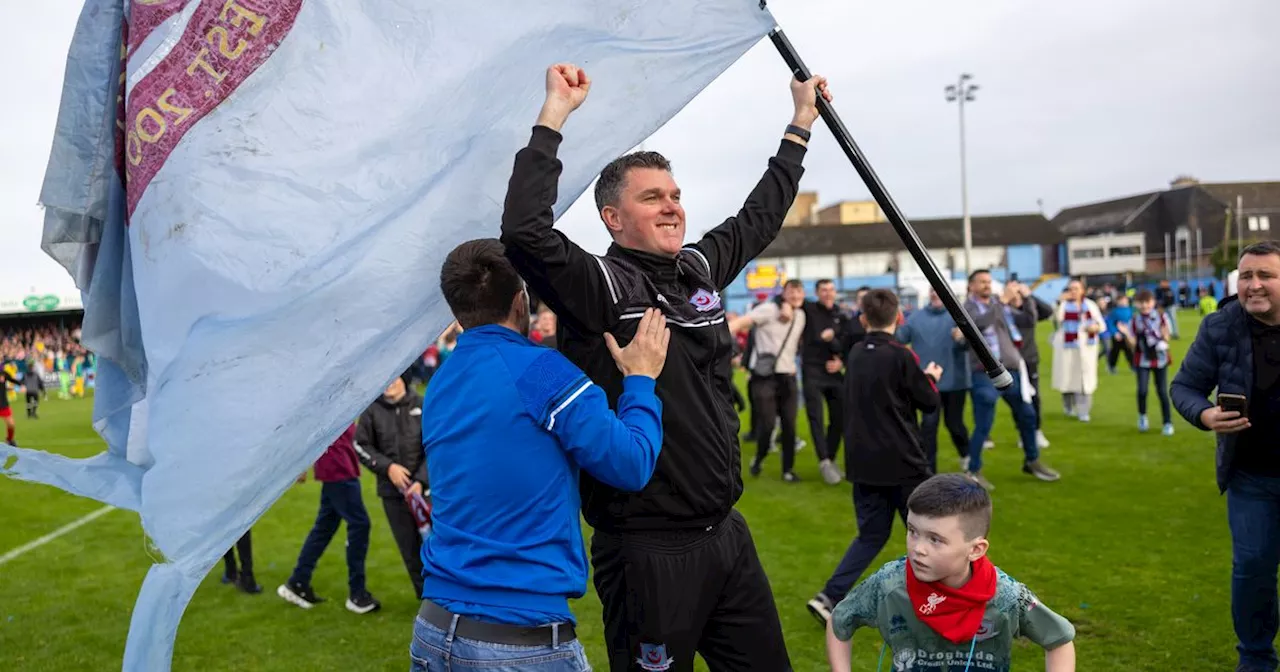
[827,474,1076,671]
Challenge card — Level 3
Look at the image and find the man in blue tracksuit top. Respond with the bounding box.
[410,238,670,672]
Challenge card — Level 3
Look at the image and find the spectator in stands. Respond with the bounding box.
[1172,240,1280,672]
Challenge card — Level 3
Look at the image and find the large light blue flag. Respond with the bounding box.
[2,0,779,669]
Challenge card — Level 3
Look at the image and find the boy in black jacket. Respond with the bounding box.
[354,374,428,598]
[807,289,943,625]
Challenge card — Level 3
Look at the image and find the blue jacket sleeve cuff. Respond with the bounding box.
[621,375,657,396]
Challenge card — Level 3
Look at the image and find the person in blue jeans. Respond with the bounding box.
[1172,240,1280,672]
[278,423,380,614]
[410,238,668,672]
[962,270,1061,490]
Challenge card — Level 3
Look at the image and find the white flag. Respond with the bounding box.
[4,0,778,669]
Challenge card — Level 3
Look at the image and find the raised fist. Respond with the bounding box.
[537,63,591,131]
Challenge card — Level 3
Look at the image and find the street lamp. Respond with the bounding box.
[945,74,978,276]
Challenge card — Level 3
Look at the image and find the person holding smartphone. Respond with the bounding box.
[1172,240,1280,672]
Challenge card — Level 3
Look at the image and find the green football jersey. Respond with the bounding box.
[832,558,1075,671]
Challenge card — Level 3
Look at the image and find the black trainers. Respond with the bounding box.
[277,581,325,609]
[782,472,801,483]
[806,592,834,625]
[236,572,263,594]
[346,592,382,615]
[749,458,763,478]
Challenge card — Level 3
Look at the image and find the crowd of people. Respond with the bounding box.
[0,320,94,446]
[10,62,1279,672]
[215,64,1280,672]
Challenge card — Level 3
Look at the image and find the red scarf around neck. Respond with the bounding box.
[905,556,998,643]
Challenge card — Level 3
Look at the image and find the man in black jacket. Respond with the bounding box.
[353,375,428,598]
[800,278,857,485]
[501,62,829,671]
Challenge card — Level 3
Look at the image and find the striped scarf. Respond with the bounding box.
[1060,301,1097,349]
[969,296,1023,357]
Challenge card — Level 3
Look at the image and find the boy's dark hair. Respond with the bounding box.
[908,473,993,540]
[860,289,899,329]
[1134,289,1155,303]
[594,152,673,212]
[440,239,524,330]
[1240,240,1280,262]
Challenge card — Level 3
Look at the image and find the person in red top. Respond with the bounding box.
[277,423,382,614]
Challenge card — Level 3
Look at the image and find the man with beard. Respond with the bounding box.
[501,62,830,670]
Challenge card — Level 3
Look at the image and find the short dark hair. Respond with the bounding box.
[860,288,899,329]
[967,269,991,283]
[594,151,673,211]
[440,239,524,329]
[907,473,993,540]
[783,279,804,291]
[1134,289,1155,303]
[815,278,834,292]
[1240,240,1280,262]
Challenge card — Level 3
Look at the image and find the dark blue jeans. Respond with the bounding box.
[1136,366,1172,424]
[966,371,1039,474]
[1228,471,1280,672]
[289,479,370,596]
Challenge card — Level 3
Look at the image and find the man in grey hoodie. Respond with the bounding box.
[897,288,972,472]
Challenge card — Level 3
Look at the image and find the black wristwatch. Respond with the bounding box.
[785,124,811,142]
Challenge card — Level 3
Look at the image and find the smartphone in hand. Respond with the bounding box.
[1218,393,1248,418]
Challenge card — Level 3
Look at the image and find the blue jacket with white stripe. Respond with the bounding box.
[419,323,662,626]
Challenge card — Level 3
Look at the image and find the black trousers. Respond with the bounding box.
[801,366,844,463]
[751,374,798,474]
[591,510,790,671]
[222,529,254,576]
[381,496,425,598]
[920,390,970,471]
[822,482,920,602]
[1107,338,1135,372]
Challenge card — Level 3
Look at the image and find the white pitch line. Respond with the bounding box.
[0,505,116,567]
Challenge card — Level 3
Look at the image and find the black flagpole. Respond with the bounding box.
[769,28,1014,390]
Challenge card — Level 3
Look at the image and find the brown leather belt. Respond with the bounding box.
[418,600,577,646]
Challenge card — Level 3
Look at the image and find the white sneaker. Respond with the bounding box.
[1036,430,1051,449]
[960,456,971,472]
[983,439,995,450]
[819,459,842,486]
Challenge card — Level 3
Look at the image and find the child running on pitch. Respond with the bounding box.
[826,473,1076,672]
[807,289,942,623]
[1119,289,1175,435]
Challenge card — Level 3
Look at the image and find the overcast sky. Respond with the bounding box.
[3,0,1277,296]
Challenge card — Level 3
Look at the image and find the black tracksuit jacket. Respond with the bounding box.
[843,331,941,485]
[501,125,806,532]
